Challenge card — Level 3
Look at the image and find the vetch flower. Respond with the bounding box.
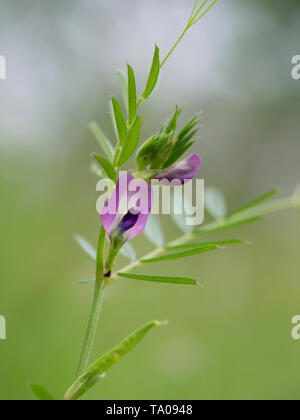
[154,154,201,184]
[101,173,152,276]
[101,173,153,245]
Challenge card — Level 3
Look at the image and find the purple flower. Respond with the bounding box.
[101,173,152,244]
[154,154,201,184]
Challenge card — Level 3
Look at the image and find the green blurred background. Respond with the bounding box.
[1,0,300,400]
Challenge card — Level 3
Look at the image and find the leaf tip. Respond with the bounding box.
[155,320,169,327]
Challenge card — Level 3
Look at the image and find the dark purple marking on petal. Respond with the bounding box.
[117,211,140,233]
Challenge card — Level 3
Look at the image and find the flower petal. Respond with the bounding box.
[127,212,150,241]
[101,173,135,236]
[101,173,153,241]
[154,154,201,184]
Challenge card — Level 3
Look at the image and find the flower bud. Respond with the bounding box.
[136,134,170,171]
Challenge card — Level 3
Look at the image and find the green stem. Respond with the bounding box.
[96,225,106,281]
[189,0,201,21]
[113,143,122,168]
[105,241,121,276]
[160,25,190,69]
[160,0,218,69]
[192,0,219,25]
[74,226,106,379]
[190,0,208,23]
[136,96,144,110]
